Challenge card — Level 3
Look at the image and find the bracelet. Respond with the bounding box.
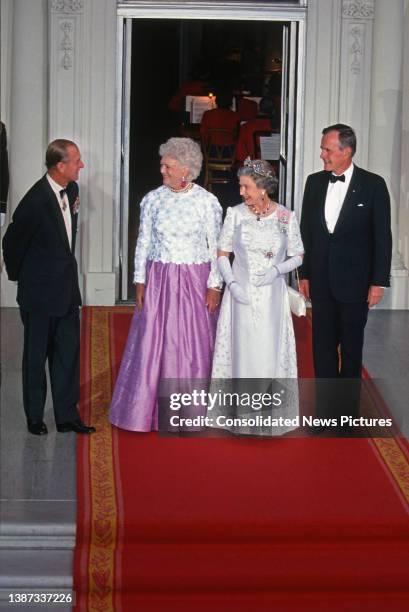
[210,287,222,292]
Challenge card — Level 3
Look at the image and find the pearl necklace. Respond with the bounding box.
[249,198,273,221]
[168,182,193,194]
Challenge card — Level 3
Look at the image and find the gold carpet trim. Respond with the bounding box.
[372,438,409,507]
[88,308,117,612]
[80,305,409,612]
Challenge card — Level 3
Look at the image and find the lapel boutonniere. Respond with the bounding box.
[72,196,80,215]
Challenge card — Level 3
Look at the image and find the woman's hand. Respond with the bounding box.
[229,281,250,305]
[254,266,279,287]
[206,288,221,313]
[135,283,145,311]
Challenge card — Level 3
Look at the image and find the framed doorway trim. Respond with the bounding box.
[114,0,307,301]
[117,1,307,21]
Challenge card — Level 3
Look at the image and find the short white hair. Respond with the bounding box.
[159,137,203,181]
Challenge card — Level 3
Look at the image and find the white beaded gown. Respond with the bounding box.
[211,203,304,435]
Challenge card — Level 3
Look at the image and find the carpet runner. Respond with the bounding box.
[74,307,409,611]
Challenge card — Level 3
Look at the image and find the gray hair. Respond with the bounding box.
[322,123,356,156]
[237,159,278,197]
[46,139,77,169]
[159,137,203,181]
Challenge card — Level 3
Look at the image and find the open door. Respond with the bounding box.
[116,3,306,302]
[279,21,301,212]
[115,18,133,301]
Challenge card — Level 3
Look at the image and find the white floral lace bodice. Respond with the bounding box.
[133,184,223,288]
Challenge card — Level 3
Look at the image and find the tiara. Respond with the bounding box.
[243,156,273,178]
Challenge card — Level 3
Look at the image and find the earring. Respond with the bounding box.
[181,176,187,188]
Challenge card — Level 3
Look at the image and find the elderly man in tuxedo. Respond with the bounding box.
[299,124,392,434]
[2,139,95,435]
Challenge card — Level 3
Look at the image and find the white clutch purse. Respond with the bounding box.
[287,269,307,317]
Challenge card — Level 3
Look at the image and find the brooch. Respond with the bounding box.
[277,208,290,234]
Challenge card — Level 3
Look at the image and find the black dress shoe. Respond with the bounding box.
[27,420,48,436]
[56,419,96,434]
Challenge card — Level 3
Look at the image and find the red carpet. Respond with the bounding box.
[74,307,409,611]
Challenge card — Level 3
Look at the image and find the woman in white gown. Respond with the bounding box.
[211,158,304,435]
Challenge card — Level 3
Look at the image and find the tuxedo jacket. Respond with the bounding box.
[2,175,82,315]
[299,165,392,303]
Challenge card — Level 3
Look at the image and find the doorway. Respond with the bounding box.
[116,2,306,301]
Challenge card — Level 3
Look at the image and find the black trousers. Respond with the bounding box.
[20,307,80,424]
[311,298,369,420]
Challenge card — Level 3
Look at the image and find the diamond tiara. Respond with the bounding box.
[243,156,274,178]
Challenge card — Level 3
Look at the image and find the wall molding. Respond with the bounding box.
[51,0,84,13]
[349,24,364,74]
[60,20,74,70]
[342,0,374,19]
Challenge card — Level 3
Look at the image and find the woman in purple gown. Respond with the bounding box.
[109,138,223,432]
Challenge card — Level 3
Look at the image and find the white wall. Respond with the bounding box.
[1,0,408,308]
[303,0,408,308]
[1,0,117,307]
[1,0,48,307]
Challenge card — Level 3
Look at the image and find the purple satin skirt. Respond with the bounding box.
[109,261,218,432]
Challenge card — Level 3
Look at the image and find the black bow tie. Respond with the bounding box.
[59,189,67,211]
[329,174,345,183]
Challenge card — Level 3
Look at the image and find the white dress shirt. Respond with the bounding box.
[47,174,72,249]
[324,162,354,233]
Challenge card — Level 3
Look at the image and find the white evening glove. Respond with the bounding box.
[254,254,303,287]
[218,256,250,305]
[276,254,303,275]
[254,266,279,287]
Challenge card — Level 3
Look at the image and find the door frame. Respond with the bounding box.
[114,0,307,301]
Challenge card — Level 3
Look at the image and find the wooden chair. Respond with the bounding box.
[203,128,237,193]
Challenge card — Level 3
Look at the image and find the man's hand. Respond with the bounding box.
[206,288,221,313]
[135,283,145,311]
[299,279,310,300]
[367,285,384,308]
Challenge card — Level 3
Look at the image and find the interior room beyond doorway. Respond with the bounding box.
[126,18,284,297]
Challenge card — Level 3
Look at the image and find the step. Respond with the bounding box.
[0,500,76,548]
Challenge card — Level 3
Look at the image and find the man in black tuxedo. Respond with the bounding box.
[2,139,95,435]
[299,124,392,433]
